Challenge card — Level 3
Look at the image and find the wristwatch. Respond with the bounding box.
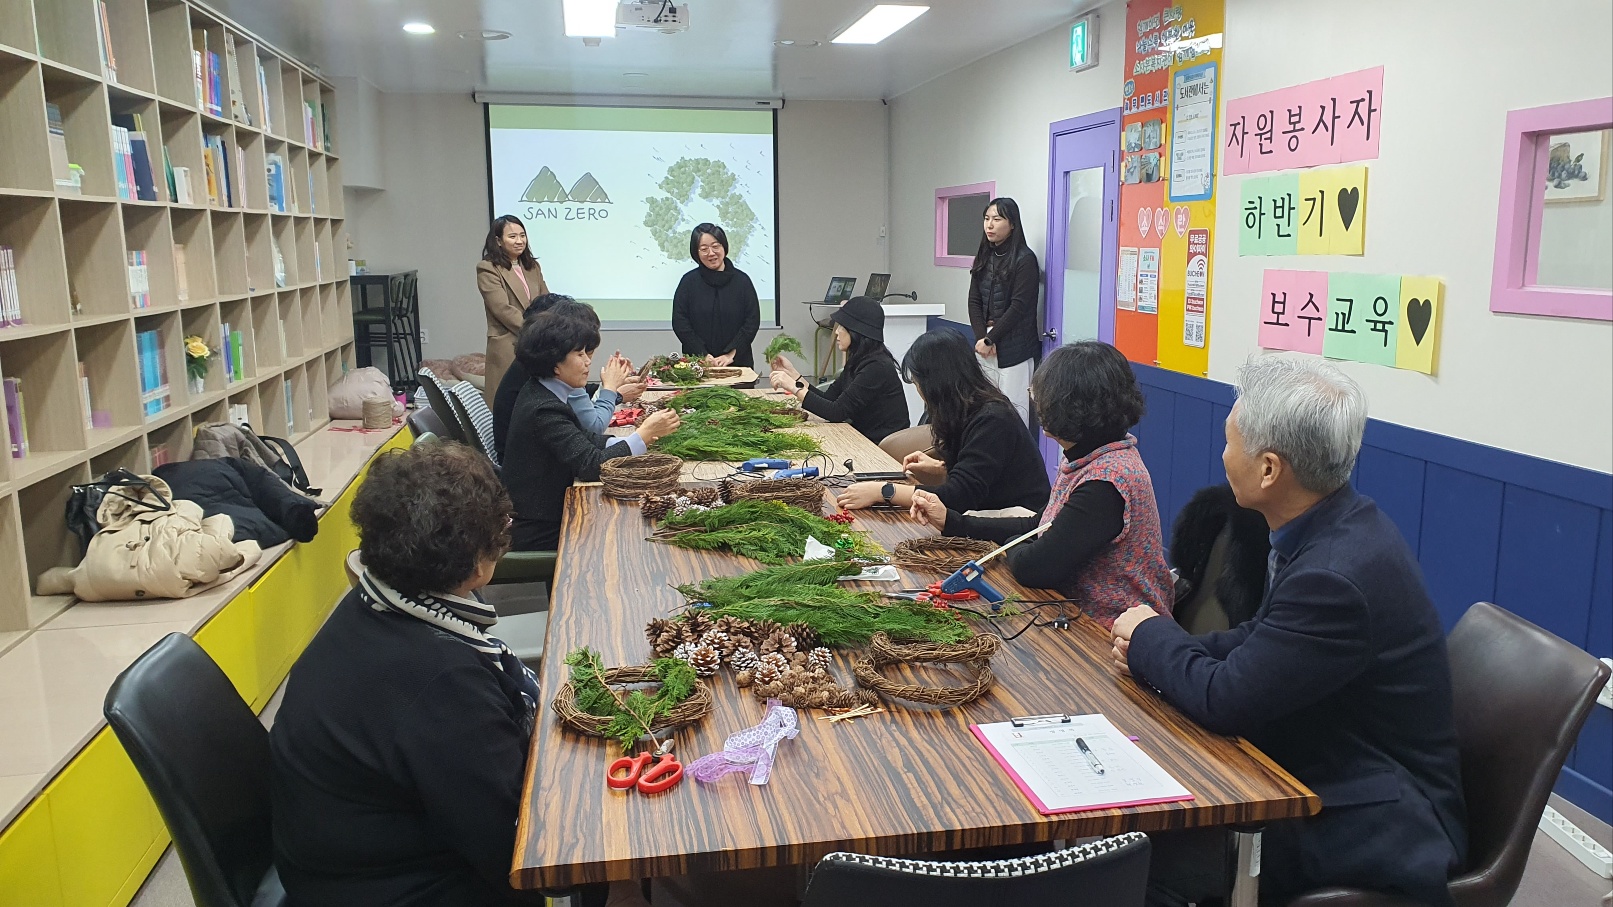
[795,378,806,390]
[880,482,895,503]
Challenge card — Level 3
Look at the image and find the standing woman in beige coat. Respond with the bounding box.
[476,215,549,395]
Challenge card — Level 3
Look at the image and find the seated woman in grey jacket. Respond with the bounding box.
[502,307,680,550]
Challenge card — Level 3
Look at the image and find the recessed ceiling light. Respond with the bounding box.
[623,72,649,78]
[774,39,822,47]
[458,29,511,41]
[402,22,435,35]
[831,5,929,45]
[563,0,616,38]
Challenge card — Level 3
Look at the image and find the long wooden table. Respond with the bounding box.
[515,421,1317,891]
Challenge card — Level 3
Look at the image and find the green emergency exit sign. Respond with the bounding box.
[1070,13,1098,72]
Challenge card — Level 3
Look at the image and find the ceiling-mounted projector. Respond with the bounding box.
[618,1,690,33]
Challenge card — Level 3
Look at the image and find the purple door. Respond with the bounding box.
[1041,109,1122,477]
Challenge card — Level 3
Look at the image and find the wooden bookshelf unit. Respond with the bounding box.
[0,0,353,638]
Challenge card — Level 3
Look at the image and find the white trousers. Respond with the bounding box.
[978,354,1034,428]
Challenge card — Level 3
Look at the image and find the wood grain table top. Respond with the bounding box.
[514,432,1317,889]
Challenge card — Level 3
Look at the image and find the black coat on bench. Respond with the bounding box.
[156,458,319,547]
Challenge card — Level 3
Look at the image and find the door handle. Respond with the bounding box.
[1042,328,1058,341]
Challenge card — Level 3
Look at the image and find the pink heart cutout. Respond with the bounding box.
[1175,206,1190,236]
[1154,208,1168,238]
[1136,208,1151,235]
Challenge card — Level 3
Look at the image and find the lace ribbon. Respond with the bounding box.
[686,699,799,786]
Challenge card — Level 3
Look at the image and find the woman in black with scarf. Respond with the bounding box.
[671,223,760,369]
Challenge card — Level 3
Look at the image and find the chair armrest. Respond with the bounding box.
[491,551,557,585]
[1287,889,1428,907]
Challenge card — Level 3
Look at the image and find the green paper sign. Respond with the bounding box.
[1323,272,1402,366]
[1239,174,1299,256]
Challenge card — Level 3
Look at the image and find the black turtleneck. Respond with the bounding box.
[941,432,1127,591]
[671,263,760,368]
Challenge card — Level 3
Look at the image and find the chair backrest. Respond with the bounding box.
[414,371,468,443]
[879,424,934,463]
[103,633,279,907]
[397,271,419,317]
[412,431,439,447]
[442,388,489,458]
[406,405,451,441]
[1446,601,1611,907]
[801,832,1150,907]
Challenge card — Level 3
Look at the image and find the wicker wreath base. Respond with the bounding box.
[892,537,998,573]
[552,665,714,738]
[600,453,685,501]
[719,477,827,513]
[853,632,1001,708]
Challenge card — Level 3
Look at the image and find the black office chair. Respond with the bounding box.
[103,633,285,907]
[1287,602,1612,907]
[801,833,1150,907]
[414,370,468,444]
[353,274,407,386]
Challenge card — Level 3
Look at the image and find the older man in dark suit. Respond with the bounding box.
[1113,355,1467,906]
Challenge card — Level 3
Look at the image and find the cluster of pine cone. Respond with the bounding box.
[640,485,723,521]
[646,613,867,708]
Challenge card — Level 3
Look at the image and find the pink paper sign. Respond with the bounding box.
[1258,269,1329,354]
[1224,67,1384,174]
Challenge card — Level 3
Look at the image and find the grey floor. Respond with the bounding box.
[130,581,1613,907]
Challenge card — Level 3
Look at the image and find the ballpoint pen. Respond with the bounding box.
[1076,737,1106,775]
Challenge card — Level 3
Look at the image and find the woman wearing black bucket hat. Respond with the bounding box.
[769,295,909,443]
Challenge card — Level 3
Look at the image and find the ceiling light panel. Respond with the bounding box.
[831,5,929,45]
[403,22,436,35]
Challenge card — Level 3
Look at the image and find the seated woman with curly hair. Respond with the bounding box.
[908,340,1173,628]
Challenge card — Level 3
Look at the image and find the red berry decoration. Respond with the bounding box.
[827,511,856,525]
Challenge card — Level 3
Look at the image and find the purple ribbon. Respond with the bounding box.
[686,699,799,786]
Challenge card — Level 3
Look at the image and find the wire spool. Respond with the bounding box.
[892,537,998,573]
[600,453,685,501]
[852,631,1001,708]
[719,477,827,513]
[361,396,393,429]
[551,665,714,739]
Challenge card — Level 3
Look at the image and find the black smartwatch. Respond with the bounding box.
[880,482,896,503]
[795,379,806,390]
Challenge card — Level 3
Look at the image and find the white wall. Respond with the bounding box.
[889,0,1613,472]
[342,96,888,379]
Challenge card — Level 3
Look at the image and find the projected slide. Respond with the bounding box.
[487,105,777,325]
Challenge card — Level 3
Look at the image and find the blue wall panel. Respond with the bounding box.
[1417,465,1504,632]
[1133,364,1612,823]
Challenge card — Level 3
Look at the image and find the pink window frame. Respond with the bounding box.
[1489,97,1613,321]
[934,181,995,268]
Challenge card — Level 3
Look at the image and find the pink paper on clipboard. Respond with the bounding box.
[970,714,1194,816]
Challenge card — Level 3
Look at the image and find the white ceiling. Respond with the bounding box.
[205,0,1095,100]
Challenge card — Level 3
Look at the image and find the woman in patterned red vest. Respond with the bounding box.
[910,340,1172,629]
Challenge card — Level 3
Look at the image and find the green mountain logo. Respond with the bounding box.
[521,167,613,204]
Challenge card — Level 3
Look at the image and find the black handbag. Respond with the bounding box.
[66,469,172,555]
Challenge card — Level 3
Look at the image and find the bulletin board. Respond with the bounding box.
[1116,0,1226,376]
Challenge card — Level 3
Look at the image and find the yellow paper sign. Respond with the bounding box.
[1296,165,1368,255]
[1396,276,1443,374]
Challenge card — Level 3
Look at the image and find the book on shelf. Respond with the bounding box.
[46,103,73,190]
[303,100,316,147]
[256,58,272,133]
[284,379,294,428]
[173,165,194,205]
[266,152,287,212]
[307,169,316,214]
[234,143,247,208]
[4,376,26,458]
[230,329,245,382]
[112,113,159,201]
[78,362,93,430]
[321,104,332,153]
[271,235,286,288]
[0,245,21,327]
[173,245,189,301]
[95,0,117,84]
[137,329,171,418]
[203,135,231,206]
[278,318,288,359]
[150,443,173,468]
[313,239,321,281]
[206,51,223,117]
[220,322,232,385]
[127,250,150,309]
[110,125,131,200]
[191,49,204,109]
[225,37,250,125]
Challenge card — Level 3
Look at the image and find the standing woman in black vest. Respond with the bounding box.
[967,197,1040,426]
[671,223,760,369]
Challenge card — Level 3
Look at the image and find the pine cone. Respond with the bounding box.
[807,647,832,672]
[641,496,673,521]
[699,629,735,657]
[729,646,760,672]
[759,651,790,674]
[686,486,722,507]
[652,630,683,658]
[761,631,798,658]
[754,661,782,686]
[751,619,781,640]
[735,669,754,687]
[683,611,714,639]
[645,618,674,648]
[688,645,722,678]
[784,623,820,649]
[672,641,696,663]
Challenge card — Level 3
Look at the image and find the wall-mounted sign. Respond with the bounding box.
[1070,13,1099,72]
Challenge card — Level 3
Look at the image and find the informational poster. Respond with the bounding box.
[1137,247,1161,314]
[1223,67,1384,175]
[1258,270,1443,374]
[1183,228,1209,347]
[1118,247,1140,310]
[1240,165,1367,256]
[1117,0,1225,375]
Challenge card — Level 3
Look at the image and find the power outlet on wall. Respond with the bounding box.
[420,328,430,345]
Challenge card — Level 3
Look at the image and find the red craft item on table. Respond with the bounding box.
[609,407,644,428]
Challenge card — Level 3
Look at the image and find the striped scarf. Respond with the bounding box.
[358,571,540,729]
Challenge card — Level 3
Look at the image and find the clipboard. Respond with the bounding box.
[970,713,1193,816]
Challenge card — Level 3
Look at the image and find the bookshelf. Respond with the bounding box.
[0,0,350,635]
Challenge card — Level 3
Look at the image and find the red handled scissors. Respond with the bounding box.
[885,581,981,605]
[607,740,684,794]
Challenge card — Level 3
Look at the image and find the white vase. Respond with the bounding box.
[189,374,206,396]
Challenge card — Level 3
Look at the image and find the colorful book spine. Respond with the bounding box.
[4,376,25,457]
[230,329,245,381]
[256,59,271,133]
[127,250,149,309]
[95,0,117,84]
[0,245,20,326]
[207,51,222,117]
[221,322,232,385]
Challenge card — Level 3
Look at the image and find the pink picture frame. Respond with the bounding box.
[934,181,995,268]
[1490,97,1613,321]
